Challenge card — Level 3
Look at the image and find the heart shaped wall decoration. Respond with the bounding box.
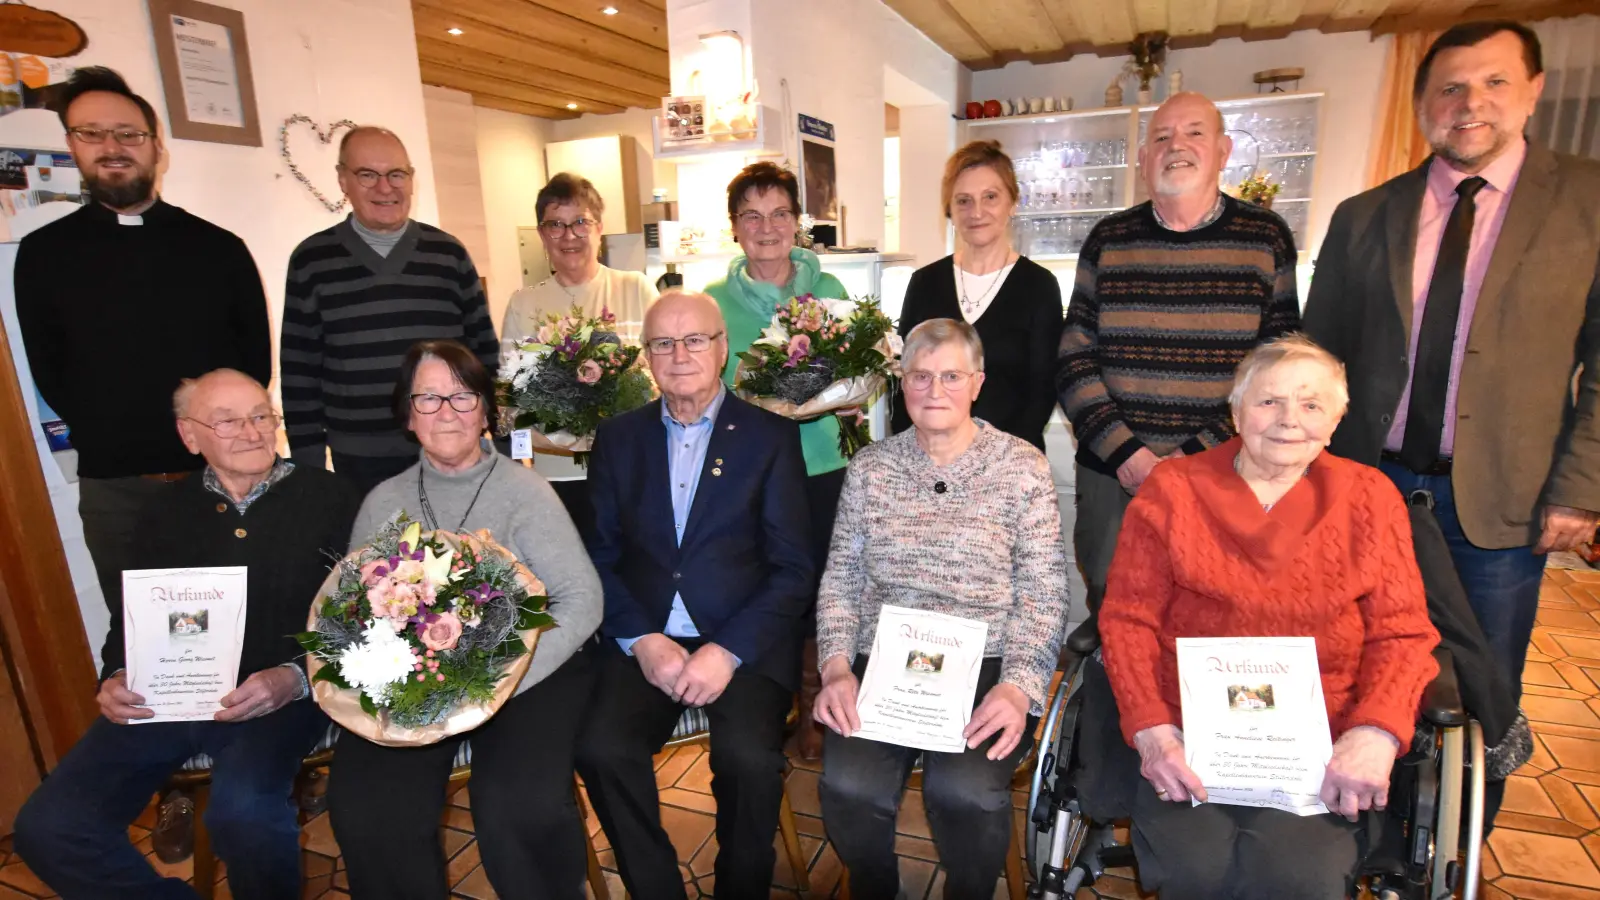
[280,115,358,213]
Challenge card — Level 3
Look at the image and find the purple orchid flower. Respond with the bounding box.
[466,583,504,606]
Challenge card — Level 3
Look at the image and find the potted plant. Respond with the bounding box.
[1124,32,1168,104]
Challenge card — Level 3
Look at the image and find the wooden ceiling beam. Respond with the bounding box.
[882,0,997,64]
[471,93,581,120]
[1169,0,1221,37]
[1370,0,1600,33]
[412,0,668,79]
[1130,0,1169,34]
[1216,0,1254,26]
[416,38,659,109]
[947,0,1065,55]
[1250,0,1309,28]
[1321,0,1397,31]
[513,0,666,50]
[412,6,666,98]
[419,61,627,116]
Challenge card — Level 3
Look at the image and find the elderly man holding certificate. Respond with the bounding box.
[813,318,1069,900]
[1098,335,1439,899]
[14,369,360,900]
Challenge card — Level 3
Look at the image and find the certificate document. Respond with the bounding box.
[1175,636,1332,816]
[169,15,245,128]
[853,605,988,753]
[122,567,248,723]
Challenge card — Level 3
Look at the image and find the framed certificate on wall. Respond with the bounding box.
[146,0,262,147]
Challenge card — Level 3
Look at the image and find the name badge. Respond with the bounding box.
[510,429,533,460]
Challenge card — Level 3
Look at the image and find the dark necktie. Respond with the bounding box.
[1400,175,1488,471]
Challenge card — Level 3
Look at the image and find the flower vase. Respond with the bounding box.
[1137,87,1152,105]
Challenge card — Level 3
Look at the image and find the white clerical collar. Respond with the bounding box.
[117,214,143,226]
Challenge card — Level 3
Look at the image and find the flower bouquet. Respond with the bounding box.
[733,294,901,458]
[496,306,656,455]
[297,518,553,746]
[1231,172,1282,208]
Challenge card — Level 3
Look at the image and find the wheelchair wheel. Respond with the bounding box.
[1025,658,1100,899]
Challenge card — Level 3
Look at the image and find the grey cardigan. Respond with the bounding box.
[350,445,603,692]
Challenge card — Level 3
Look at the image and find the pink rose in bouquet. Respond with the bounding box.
[419,611,464,651]
[576,359,604,384]
[359,559,388,587]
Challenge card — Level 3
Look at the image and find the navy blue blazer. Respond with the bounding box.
[586,393,814,689]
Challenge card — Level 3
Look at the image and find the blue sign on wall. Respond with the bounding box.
[798,114,834,142]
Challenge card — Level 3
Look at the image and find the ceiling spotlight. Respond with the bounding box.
[566,102,578,109]
[601,5,619,13]
[447,27,463,35]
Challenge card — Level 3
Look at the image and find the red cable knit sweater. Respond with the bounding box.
[1099,437,1440,750]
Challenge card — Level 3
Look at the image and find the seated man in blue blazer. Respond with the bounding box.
[577,290,813,899]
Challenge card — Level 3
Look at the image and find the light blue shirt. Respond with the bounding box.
[617,387,738,665]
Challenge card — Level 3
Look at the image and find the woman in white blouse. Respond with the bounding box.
[889,141,1064,452]
[498,173,658,534]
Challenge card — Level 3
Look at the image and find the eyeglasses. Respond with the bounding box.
[539,218,597,238]
[183,413,281,438]
[67,127,154,147]
[904,370,976,392]
[736,209,796,229]
[410,392,482,414]
[644,332,724,356]
[343,167,414,188]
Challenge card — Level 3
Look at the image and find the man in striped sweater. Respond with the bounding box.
[1056,92,1302,616]
[280,126,498,494]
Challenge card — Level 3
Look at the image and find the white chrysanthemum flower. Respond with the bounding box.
[337,619,417,704]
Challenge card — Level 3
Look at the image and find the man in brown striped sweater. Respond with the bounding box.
[1056,92,1302,616]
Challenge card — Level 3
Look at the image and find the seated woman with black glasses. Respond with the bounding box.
[328,339,604,900]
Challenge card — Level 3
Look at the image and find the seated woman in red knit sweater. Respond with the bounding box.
[1098,333,1440,899]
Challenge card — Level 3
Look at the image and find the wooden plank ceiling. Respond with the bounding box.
[413,0,669,120]
[886,0,1600,70]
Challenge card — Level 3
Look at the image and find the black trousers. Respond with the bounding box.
[819,657,1035,900]
[575,646,791,900]
[330,452,415,499]
[327,649,596,899]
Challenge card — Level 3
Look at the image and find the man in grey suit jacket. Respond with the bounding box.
[1305,20,1600,702]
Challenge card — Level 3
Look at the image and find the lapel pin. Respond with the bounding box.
[715,458,723,465]
[712,467,723,476]
[727,423,736,430]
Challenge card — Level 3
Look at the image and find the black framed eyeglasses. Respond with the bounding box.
[68,127,154,147]
[645,332,724,356]
[539,218,596,238]
[410,392,482,414]
[343,166,413,188]
[183,413,281,438]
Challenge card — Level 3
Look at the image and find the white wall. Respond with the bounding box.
[971,30,1392,259]
[475,106,552,326]
[8,0,441,344]
[423,85,491,292]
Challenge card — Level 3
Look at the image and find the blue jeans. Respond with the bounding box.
[14,698,325,900]
[1380,461,1546,703]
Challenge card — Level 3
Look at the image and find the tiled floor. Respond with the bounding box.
[9,567,1600,898]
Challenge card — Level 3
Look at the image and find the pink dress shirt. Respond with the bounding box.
[1385,139,1528,456]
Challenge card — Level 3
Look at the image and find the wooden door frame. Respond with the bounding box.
[0,316,99,771]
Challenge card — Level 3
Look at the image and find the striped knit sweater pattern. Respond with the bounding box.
[280,218,499,464]
[1056,196,1301,475]
[816,424,1070,713]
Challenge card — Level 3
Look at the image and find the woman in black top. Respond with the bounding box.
[891,140,1065,452]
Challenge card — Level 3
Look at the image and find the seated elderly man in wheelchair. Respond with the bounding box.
[13,369,359,900]
[1093,334,1442,898]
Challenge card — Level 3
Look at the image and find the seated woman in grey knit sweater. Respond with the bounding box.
[813,318,1070,899]
[326,339,603,900]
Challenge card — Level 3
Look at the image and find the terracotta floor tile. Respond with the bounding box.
[144,849,191,882]
[446,839,481,887]
[442,807,474,832]
[1528,684,1596,701]
[1544,610,1600,632]
[1488,829,1600,887]
[808,841,845,896]
[442,828,472,861]
[1543,774,1600,829]
[1532,722,1600,743]
[1558,662,1600,695]
[771,833,822,890]
[301,812,340,858]
[897,789,932,840]
[661,786,719,814]
[1492,811,1592,837]
[655,746,702,789]
[0,887,32,900]
[1526,695,1600,728]
[688,834,717,879]
[451,863,497,899]
[1076,872,1145,899]
[1544,593,1582,611]
[1483,839,1503,880]
[1503,775,1562,818]
[1543,734,1600,772]
[894,834,940,862]
[677,752,715,795]
[450,786,471,809]
[1488,877,1600,900]
[1536,629,1574,659]
[0,862,51,896]
[794,812,826,839]
[898,856,936,899]
[1479,881,1514,900]
[661,804,716,864]
[786,767,821,818]
[1525,735,1561,774]
[1578,784,1600,821]
[1554,633,1600,662]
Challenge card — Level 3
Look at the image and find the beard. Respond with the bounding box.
[1430,126,1512,172]
[84,164,156,210]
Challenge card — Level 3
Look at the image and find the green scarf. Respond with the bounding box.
[723,247,829,320]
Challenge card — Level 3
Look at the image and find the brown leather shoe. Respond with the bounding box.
[151,790,195,864]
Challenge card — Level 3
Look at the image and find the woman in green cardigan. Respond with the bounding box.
[705,161,848,759]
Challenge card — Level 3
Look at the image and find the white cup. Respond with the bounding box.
[1042,97,1056,112]
[1012,98,1027,115]
[1029,97,1044,114]
[1060,96,1074,112]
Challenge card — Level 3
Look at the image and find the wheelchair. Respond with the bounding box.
[1022,617,1488,900]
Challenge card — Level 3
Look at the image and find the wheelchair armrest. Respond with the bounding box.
[1065,615,1100,656]
[1421,646,1467,728]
